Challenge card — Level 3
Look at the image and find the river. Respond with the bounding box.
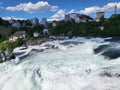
[0,37,120,90]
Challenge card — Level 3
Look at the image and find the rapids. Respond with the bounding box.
[0,37,120,90]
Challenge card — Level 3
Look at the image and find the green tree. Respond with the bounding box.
[67,31,73,38]
[0,17,3,25]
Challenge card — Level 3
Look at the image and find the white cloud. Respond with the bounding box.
[2,16,26,20]
[80,2,120,15]
[68,9,75,14]
[48,9,65,21]
[101,2,120,12]
[48,2,120,21]
[80,6,100,15]
[6,1,58,13]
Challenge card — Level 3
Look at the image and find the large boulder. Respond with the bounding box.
[5,47,15,60]
[0,57,3,63]
[94,43,120,60]
[101,50,120,59]
[93,45,109,54]
[105,37,120,42]
[6,53,15,60]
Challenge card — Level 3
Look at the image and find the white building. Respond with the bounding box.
[31,17,39,26]
[65,13,93,23]
[43,28,49,35]
[7,17,21,27]
[33,32,40,38]
[52,23,57,27]
[9,31,27,41]
[12,22,21,28]
[52,21,57,27]
[99,26,104,30]
[65,13,80,22]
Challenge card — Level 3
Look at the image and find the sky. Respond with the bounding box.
[0,0,120,21]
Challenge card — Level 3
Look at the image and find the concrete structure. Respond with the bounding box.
[96,12,105,21]
[31,17,39,26]
[65,14,70,21]
[9,31,27,41]
[115,5,117,15]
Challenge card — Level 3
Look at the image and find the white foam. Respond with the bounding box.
[0,38,120,90]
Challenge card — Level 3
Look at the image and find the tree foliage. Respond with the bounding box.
[49,15,120,37]
[0,39,24,52]
[0,17,10,26]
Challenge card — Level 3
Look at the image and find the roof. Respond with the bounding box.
[96,12,105,14]
[67,13,80,17]
[79,14,93,20]
[13,31,26,37]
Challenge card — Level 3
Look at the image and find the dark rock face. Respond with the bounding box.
[94,43,120,60]
[0,56,3,63]
[60,41,83,46]
[99,66,120,78]
[105,37,120,42]
[6,53,16,60]
[10,53,15,59]
[101,50,120,59]
[43,44,55,49]
[100,70,120,78]
[93,45,108,54]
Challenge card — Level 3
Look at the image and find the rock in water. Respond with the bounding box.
[94,45,108,54]
[7,53,16,60]
[0,56,3,63]
[60,41,82,46]
[5,48,15,60]
[101,50,120,59]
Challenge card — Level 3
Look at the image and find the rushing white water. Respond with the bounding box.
[0,37,120,90]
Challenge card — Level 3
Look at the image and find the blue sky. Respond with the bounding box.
[0,0,120,21]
